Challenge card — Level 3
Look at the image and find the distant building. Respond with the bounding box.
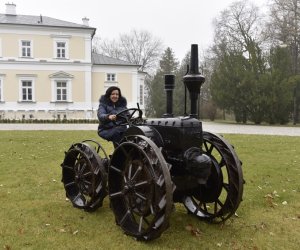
[0,3,146,120]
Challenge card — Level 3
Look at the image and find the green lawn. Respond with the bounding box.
[0,131,299,250]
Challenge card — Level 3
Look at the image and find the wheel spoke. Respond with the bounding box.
[64,181,76,187]
[109,165,122,174]
[219,158,226,167]
[138,216,144,233]
[78,162,87,175]
[83,180,92,186]
[83,171,93,177]
[128,164,132,179]
[119,210,131,226]
[202,202,208,212]
[109,191,124,198]
[214,201,218,214]
[204,141,213,154]
[134,180,149,187]
[62,165,74,171]
[135,192,147,201]
[223,183,230,192]
[131,166,142,181]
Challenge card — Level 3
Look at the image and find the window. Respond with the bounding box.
[0,38,2,57]
[56,42,66,58]
[21,40,32,57]
[17,75,36,102]
[21,80,33,101]
[0,78,2,101]
[139,84,144,105]
[52,36,70,59]
[56,81,67,101]
[106,73,116,82]
[49,71,73,102]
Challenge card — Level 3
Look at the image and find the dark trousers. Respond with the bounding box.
[98,126,126,145]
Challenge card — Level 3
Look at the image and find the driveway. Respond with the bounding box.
[0,122,299,136]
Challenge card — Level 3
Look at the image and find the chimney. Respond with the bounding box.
[82,17,89,26]
[5,3,16,15]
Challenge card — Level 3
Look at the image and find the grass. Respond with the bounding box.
[0,131,299,250]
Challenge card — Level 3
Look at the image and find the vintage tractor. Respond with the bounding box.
[61,44,244,241]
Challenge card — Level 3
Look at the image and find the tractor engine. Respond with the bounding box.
[125,117,212,193]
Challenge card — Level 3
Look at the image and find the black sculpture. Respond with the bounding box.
[61,44,244,241]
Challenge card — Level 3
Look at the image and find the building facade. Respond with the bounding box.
[0,3,145,120]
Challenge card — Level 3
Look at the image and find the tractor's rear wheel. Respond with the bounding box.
[108,135,173,241]
[61,140,108,211]
[183,132,244,222]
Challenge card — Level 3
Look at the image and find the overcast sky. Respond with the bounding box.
[2,0,268,61]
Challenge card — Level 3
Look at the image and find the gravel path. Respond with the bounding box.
[0,122,299,136]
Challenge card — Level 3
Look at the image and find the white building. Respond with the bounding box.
[0,3,146,120]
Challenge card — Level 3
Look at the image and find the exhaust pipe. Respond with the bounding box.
[183,44,205,118]
[163,74,175,117]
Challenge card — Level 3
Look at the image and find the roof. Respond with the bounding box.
[92,53,140,67]
[0,13,95,34]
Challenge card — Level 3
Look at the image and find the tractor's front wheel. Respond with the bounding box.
[108,135,173,241]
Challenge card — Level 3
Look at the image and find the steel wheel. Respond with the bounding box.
[108,135,173,241]
[61,141,108,211]
[183,131,244,222]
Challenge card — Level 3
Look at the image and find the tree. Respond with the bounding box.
[211,50,251,123]
[213,0,265,74]
[267,0,300,123]
[93,29,164,73]
[210,0,267,123]
[173,53,190,116]
[146,47,179,117]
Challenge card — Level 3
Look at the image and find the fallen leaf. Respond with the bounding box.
[185,224,193,232]
[73,230,79,235]
[191,227,202,237]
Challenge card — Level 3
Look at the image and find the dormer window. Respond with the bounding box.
[106,73,116,82]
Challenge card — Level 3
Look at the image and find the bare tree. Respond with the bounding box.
[267,0,300,73]
[213,0,264,69]
[93,29,164,73]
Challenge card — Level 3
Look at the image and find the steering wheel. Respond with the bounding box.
[114,108,143,126]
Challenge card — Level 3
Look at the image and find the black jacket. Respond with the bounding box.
[97,95,127,131]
